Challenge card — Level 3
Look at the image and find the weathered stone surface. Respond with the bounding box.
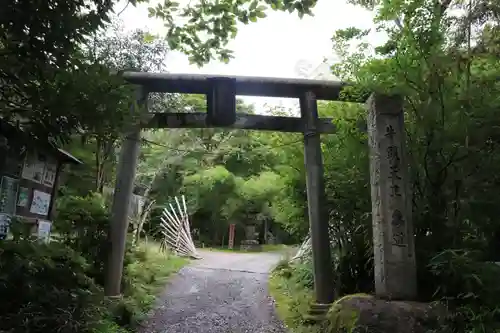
[240,240,262,252]
[325,295,444,333]
[240,225,262,251]
[367,93,417,300]
[244,225,258,240]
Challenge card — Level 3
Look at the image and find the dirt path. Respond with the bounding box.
[139,250,287,333]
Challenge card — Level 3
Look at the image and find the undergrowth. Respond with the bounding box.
[0,239,187,333]
[271,249,500,333]
[0,194,188,332]
[268,259,320,333]
[0,241,106,333]
[113,242,188,329]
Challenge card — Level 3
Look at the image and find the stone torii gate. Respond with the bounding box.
[104,72,417,316]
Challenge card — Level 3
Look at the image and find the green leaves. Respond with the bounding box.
[146,0,317,66]
[0,0,118,143]
[249,0,259,10]
[330,0,500,319]
[334,27,370,40]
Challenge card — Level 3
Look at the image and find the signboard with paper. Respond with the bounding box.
[0,176,19,215]
[43,161,57,187]
[37,220,52,242]
[22,153,46,183]
[0,214,11,240]
[29,190,51,216]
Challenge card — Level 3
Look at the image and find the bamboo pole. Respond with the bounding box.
[158,196,200,259]
[162,209,196,253]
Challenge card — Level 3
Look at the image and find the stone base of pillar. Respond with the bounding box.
[105,295,123,300]
[303,302,331,324]
[239,240,262,252]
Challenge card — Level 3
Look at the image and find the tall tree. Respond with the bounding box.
[1,0,319,143]
[62,22,170,194]
[0,0,117,142]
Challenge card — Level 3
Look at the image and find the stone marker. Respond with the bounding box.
[240,225,261,251]
[367,93,417,300]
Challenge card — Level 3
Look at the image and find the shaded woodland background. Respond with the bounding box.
[2,0,500,331]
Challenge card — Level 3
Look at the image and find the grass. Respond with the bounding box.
[262,244,289,252]
[269,262,373,333]
[109,242,189,330]
[268,261,321,333]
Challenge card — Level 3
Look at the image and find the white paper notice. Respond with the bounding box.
[30,190,51,216]
[37,220,52,242]
[0,214,11,239]
[43,161,57,187]
[22,153,46,183]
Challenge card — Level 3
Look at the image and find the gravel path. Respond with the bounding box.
[139,250,287,333]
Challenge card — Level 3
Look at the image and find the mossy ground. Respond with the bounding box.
[268,267,321,333]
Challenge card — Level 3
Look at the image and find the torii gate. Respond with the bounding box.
[104,72,417,317]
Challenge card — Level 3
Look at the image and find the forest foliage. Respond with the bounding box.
[2,0,500,331]
[271,0,500,331]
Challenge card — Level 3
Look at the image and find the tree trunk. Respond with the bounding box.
[132,199,155,247]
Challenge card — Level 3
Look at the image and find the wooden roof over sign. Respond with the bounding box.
[0,118,82,165]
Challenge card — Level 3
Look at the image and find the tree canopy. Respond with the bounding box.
[0,0,316,143]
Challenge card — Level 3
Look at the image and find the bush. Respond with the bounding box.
[290,260,315,289]
[269,262,320,333]
[55,193,110,285]
[0,241,107,333]
[55,193,134,287]
[110,243,188,329]
[428,249,500,332]
[274,259,293,277]
[0,194,187,333]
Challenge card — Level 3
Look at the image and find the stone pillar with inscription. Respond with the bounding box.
[367,93,417,300]
[240,225,261,251]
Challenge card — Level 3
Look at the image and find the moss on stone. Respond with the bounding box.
[326,303,360,333]
[334,293,373,304]
[324,295,442,333]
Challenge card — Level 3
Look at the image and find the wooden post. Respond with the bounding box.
[104,87,148,297]
[300,91,335,310]
[47,162,63,220]
[367,93,417,300]
[228,223,235,249]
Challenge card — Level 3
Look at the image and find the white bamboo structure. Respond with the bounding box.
[159,195,201,259]
[291,235,312,261]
